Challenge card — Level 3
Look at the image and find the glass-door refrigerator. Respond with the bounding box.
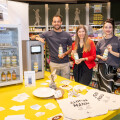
[0,25,23,86]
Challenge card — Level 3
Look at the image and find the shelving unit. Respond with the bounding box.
[88,25,103,42]
[29,26,46,38]
[90,63,98,88]
[88,2,108,85]
[115,22,120,37]
[88,2,108,87]
[68,25,79,42]
[114,22,120,93]
[88,25,103,87]
[48,25,66,31]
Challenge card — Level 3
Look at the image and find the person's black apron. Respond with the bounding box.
[97,63,117,93]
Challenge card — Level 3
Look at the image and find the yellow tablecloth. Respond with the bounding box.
[0,71,120,120]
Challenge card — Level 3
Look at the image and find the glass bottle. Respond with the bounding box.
[74,51,79,63]
[103,48,108,59]
[12,70,16,80]
[1,72,6,82]
[74,52,79,60]
[59,44,63,55]
[7,71,11,81]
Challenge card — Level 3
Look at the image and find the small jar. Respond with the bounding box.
[11,56,17,67]
[34,62,38,72]
[6,56,11,68]
[1,56,6,67]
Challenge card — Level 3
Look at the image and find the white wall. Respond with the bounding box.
[0,1,29,40]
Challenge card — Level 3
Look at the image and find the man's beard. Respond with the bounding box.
[53,26,61,30]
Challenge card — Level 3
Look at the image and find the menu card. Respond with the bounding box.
[24,71,35,87]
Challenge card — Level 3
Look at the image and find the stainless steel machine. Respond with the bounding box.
[22,40,44,79]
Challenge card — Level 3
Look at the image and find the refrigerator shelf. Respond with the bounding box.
[0,46,18,49]
[0,66,20,71]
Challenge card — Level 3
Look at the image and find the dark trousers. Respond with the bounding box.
[73,62,93,86]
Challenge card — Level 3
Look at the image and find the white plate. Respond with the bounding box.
[33,87,55,98]
[60,80,72,85]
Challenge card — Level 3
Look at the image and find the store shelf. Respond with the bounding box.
[29,26,46,33]
[90,25,103,27]
[29,31,44,33]
[0,66,20,71]
[92,77,98,81]
[0,46,18,49]
[89,80,98,88]
[48,25,66,31]
[88,25,103,42]
[68,30,77,32]
[115,23,120,37]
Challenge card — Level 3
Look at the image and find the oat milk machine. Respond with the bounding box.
[22,40,44,79]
